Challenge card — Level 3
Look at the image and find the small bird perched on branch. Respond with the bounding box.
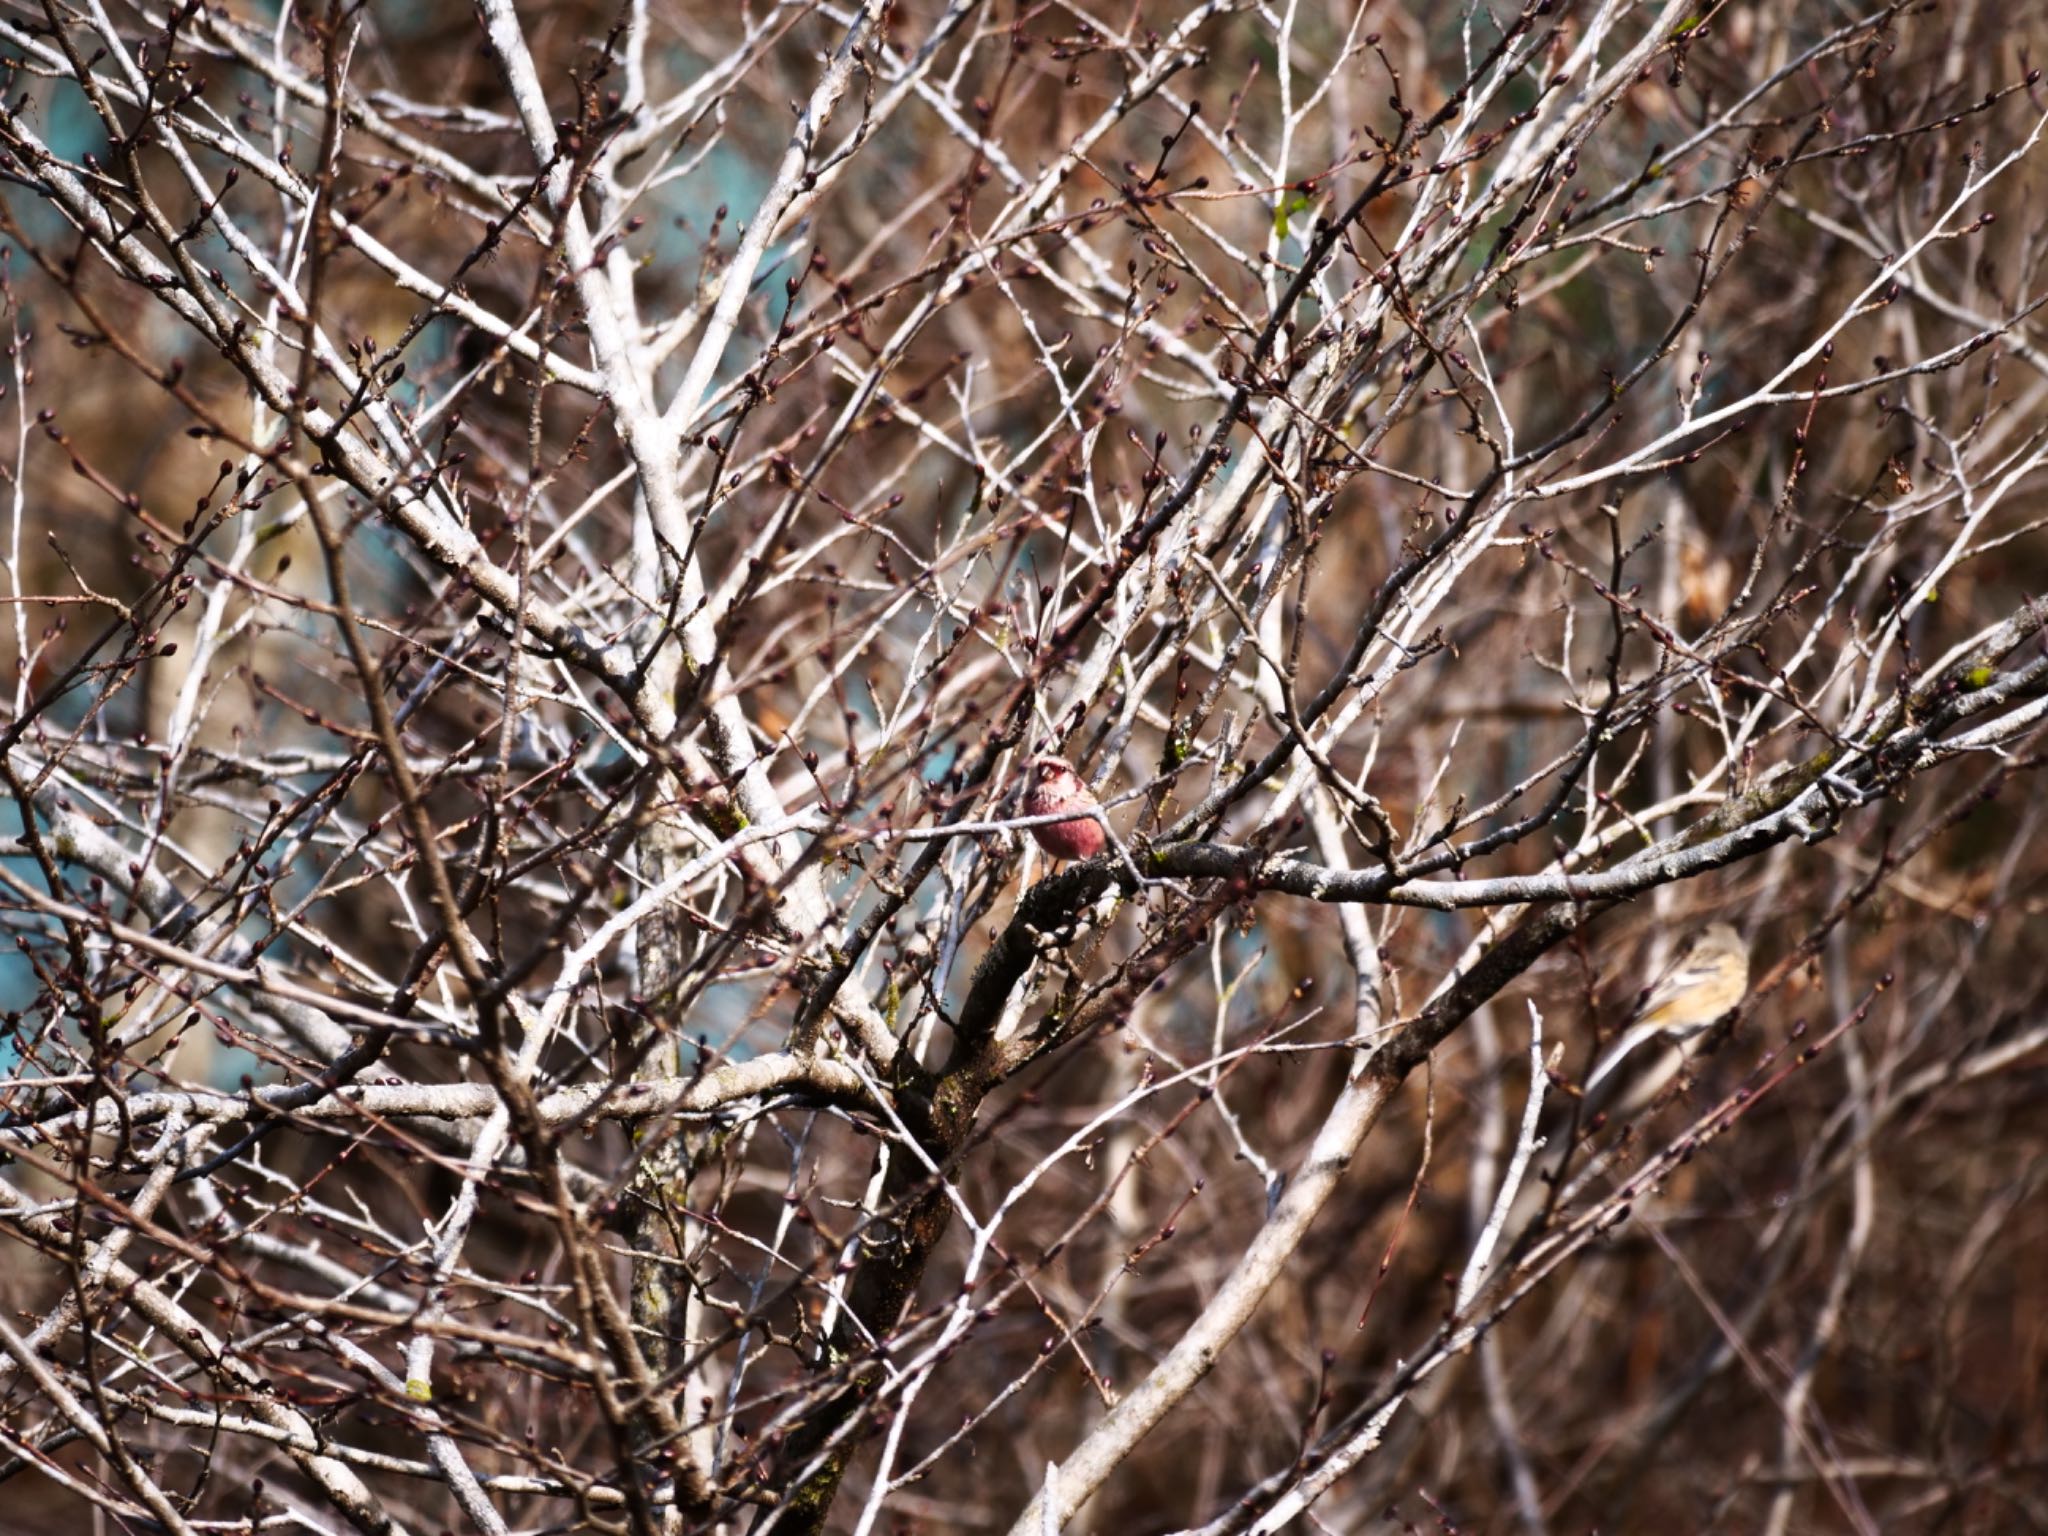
[1506,921,1752,1249]
[1579,920,1750,1124]
[1022,755,1107,861]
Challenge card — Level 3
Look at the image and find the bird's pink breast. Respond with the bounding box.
[1031,815,1106,860]
[1024,780,1107,860]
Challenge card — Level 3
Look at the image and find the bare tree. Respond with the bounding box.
[0,0,2043,1530]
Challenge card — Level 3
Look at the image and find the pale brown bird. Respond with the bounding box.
[1508,922,1752,1244]
[1021,755,1107,861]
[1580,921,1750,1123]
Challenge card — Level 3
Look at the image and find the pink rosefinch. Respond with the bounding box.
[1022,755,1107,861]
